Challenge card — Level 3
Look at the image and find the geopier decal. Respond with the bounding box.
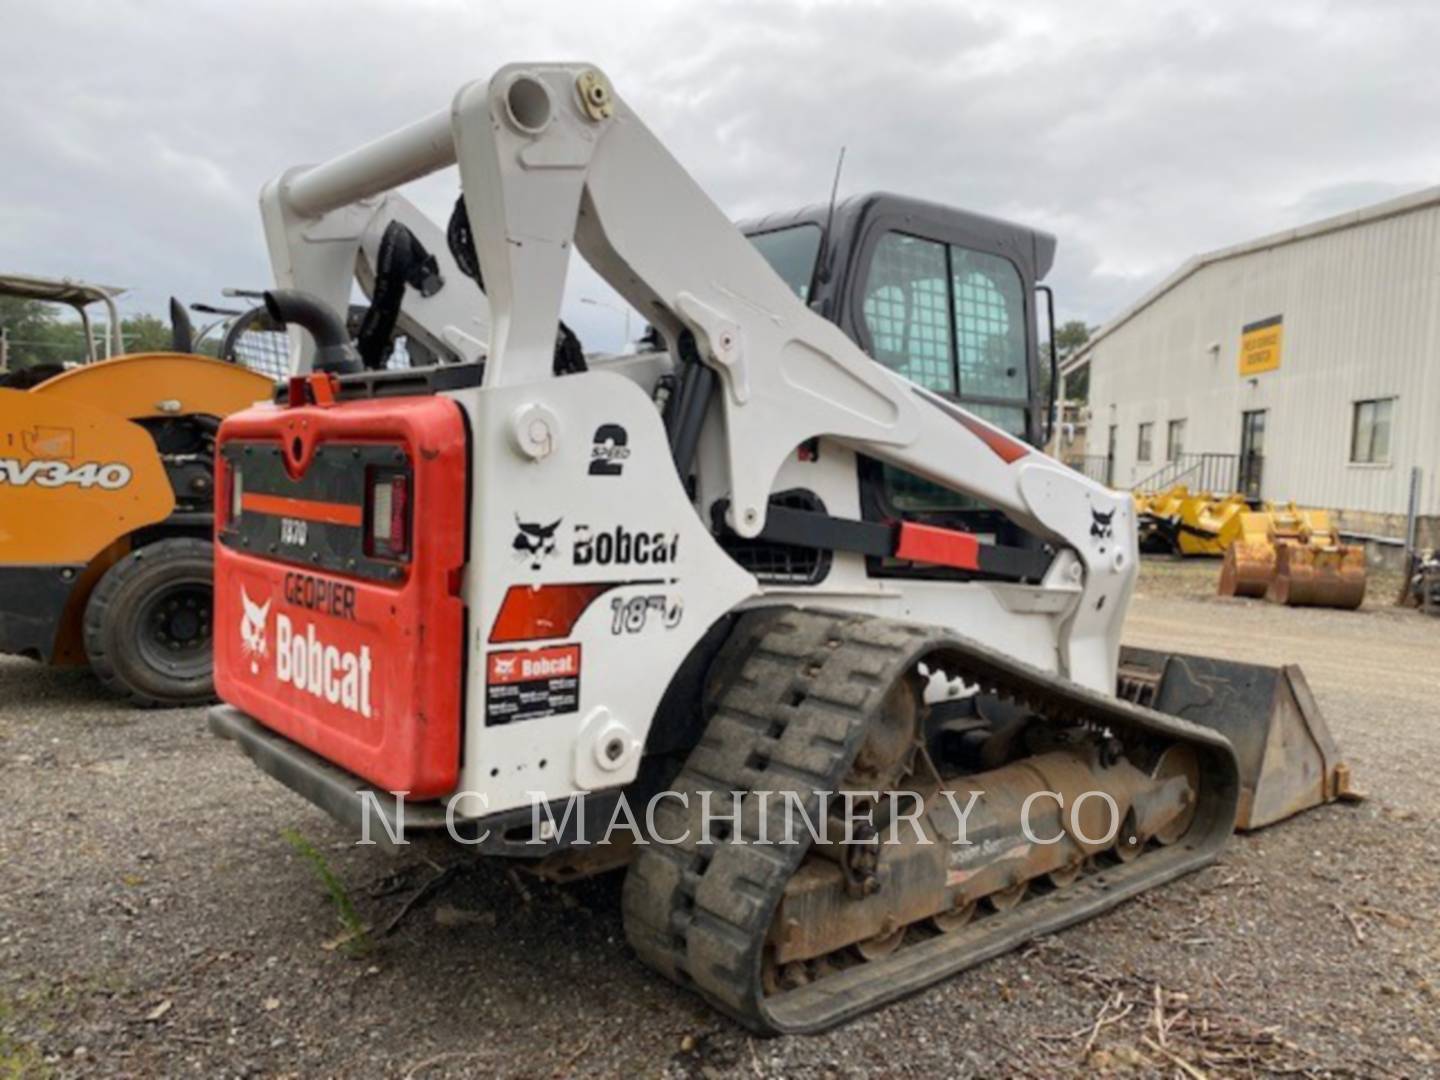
[283,572,357,621]
[0,459,132,490]
[513,516,563,570]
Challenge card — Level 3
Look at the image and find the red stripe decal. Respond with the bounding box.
[489,582,621,644]
[894,522,980,571]
[241,492,363,527]
[955,413,1030,464]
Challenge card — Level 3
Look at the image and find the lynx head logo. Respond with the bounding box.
[512,515,563,571]
[240,587,272,674]
[1090,507,1115,541]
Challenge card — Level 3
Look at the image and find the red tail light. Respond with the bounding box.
[222,461,243,528]
[365,467,411,561]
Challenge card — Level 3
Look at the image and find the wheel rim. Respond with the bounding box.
[986,881,1028,912]
[929,900,977,933]
[135,580,213,680]
[854,925,906,961]
[1151,745,1201,845]
[1046,862,1082,888]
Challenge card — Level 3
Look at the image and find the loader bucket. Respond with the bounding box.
[1119,646,1357,830]
[1218,540,1274,598]
[1267,542,1366,609]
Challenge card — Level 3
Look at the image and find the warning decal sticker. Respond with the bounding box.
[485,644,581,726]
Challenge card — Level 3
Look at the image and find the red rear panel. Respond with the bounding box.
[213,395,468,798]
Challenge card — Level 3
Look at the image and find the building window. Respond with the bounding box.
[1166,419,1186,462]
[1137,422,1154,463]
[1350,398,1394,464]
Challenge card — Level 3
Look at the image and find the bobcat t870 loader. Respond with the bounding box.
[209,64,1354,1033]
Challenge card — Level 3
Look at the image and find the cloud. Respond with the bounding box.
[2,0,1438,349]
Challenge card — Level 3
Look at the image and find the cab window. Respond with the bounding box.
[860,234,955,394]
[860,231,1033,515]
[860,231,1029,411]
[952,247,1028,402]
[748,224,823,301]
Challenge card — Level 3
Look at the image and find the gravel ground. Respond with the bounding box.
[2,560,1438,1078]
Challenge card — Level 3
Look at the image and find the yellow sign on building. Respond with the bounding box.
[1239,315,1283,375]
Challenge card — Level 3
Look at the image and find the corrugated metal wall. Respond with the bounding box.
[1088,203,1440,516]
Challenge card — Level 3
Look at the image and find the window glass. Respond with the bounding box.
[747,225,822,301]
[861,233,955,394]
[859,231,1031,407]
[1137,422,1154,463]
[952,248,1028,401]
[1167,419,1186,462]
[881,403,1026,512]
[1351,398,1394,463]
[967,402,1028,438]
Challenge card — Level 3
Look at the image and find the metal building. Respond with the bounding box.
[1062,185,1439,549]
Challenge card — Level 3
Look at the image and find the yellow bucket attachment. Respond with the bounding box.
[1216,504,1367,609]
[1175,493,1247,557]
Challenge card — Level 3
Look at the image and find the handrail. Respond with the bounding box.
[1133,452,1239,494]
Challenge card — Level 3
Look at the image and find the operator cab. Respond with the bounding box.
[740,192,1058,562]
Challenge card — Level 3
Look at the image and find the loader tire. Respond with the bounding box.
[83,538,216,708]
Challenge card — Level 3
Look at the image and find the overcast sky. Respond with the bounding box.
[3,0,1438,350]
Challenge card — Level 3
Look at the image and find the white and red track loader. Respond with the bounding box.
[209,63,1355,1033]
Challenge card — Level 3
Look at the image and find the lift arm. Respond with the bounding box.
[259,63,1136,688]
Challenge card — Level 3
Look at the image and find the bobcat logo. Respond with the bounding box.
[1090,507,1115,541]
[240,587,271,674]
[492,656,517,679]
[512,516,563,571]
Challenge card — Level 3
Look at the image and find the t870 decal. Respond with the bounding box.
[0,459,132,490]
[609,593,683,634]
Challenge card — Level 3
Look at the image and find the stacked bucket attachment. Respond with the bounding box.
[1134,486,1246,556]
[1218,506,1366,609]
[1134,485,1189,553]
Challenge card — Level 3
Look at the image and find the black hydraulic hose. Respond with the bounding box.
[667,331,716,484]
[263,289,361,375]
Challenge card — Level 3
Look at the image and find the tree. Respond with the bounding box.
[0,301,183,370]
[120,314,173,353]
[1053,320,1093,402]
[0,296,65,368]
[1055,320,1090,358]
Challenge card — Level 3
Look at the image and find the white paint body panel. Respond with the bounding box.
[261,63,1137,817]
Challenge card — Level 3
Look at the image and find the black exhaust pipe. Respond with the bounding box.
[262,289,361,375]
[169,297,194,353]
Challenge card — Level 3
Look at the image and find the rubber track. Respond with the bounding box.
[621,608,1241,1034]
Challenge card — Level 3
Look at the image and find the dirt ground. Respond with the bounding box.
[2,559,1437,1078]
